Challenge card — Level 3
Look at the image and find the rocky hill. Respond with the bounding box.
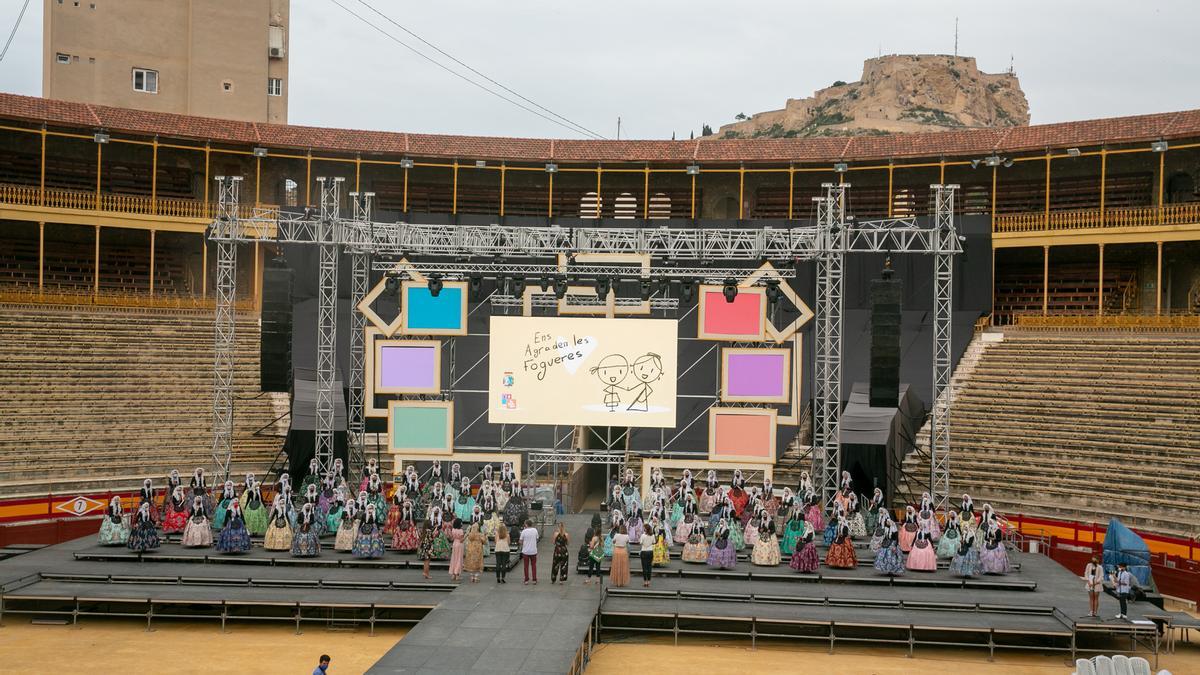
[716,54,1029,139]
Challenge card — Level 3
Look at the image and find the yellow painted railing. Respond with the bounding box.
[1014,314,1200,330]
[0,182,274,221]
[995,203,1200,233]
[0,286,257,312]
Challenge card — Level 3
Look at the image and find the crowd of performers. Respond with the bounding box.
[591,467,1012,586]
[98,459,537,575]
[97,462,1012,582]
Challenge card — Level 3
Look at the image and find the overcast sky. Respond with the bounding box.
[0,0,1196,139]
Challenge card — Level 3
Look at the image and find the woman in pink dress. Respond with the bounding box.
[898,505,919,553]
[905,526,938,572]
[447,518,466,581]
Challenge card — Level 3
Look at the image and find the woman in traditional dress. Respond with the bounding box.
[846,493,868,538]
[699,471,719,515]
[98,496,130,546]
[865,488,885,534]
[978,529,1011,575]
[403,466,421,502]
[937,511,963,559]
[648,499,672,546]
[869,510,890,553]
[550,522,571,583]
[276,475,297,528]
[898,505,919,553]
[727,510,746,552]
[980,503,999,535]
[823,504,843,547]
[761,478,779,519]
[789,522,820,573]
[620,469,641,515]
[367,474,388,516]
[161,470,180,521]
[190,468,214,517]
[446,463,463,497]
[609,524,631,587]
[242,479,269,536]
[873,518,905,576]
[324,488,346,535]
[162,485,189,535]
[497,462,515,508]
[384,485,405,536]
[682,528,708,563]
[949,530,981,578]
[744,506,762,548]
[445,518,465,580]
[353,503,387,560]
[674,496,701,544]
[584,528,604,583]
[906,526,938,572]
[299,458,322,494]
[706,522,737,570]
[416,518,436,579]
[264,496,294,551]
[139,478,159,525]
[453,478,475,522]
[391,499,420,552]
[291,503,321,558]
[803,491,824,533]
[216,499,252,554]
[127,503,160,552]
[626,508,645,542]
[331,458,348,493]
[360,457,381,494]
[603,514,622,558]
[478,483,497,517]
[728,480,750,520]
[429,507,451,561]
[752,515,781,566]
[302,483,325,536]
[334,500,359,552]
[182,497,213,548]
[464,523,486,583]
[825,520,857,569]
[318,473,337,513]
[781,505,808,555]
[917,493,941,541]
[214,481,237,531]
[652,519,670,567]
[959,493,977,535]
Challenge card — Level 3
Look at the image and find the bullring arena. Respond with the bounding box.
[0,90,1198,675]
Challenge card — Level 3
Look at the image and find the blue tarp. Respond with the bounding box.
[1102,518,1153,587]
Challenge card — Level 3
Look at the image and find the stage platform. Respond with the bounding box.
[0,514,1168,672]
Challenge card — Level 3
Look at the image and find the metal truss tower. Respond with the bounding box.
[209,176,242,480]
[346,191,374,477]
[813,183,847,507]
[315,177,343,475]
[929,184,958,511]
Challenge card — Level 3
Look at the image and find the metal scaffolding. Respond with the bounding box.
[209,177,242,480]
[207,179,961,507]
[346,191,374,477]
[314,177,343,476]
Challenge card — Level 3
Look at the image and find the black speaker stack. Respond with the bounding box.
[260,260,294,393]
[869,259,902,408]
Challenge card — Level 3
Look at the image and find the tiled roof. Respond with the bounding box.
[1,92,1196,165]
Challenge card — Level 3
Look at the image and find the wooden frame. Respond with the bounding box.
[373,339,442,394]
[392,452,523,482]
[362,327,390,418]
[707,407,777,464]
[400,280,468,336]
[696,285,766,341]
[639,458,773,498]
[720,347,792,404]
[386,400,454,455]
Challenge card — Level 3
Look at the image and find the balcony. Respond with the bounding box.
[993,203,1200,234]
[0,183,273,230]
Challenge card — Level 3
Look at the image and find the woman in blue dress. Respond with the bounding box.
[213,480,236,531]
[949,530,982,577]
[864,488,886,534]
[353,503,387,559]
[126,503,160,552]
[780,504,808,555]
[937,511,963,559]
[453,477,475,522]
[301,483,325,536]
[873,518,905,576]
[98,496,130,546]
[325,488,347,535]
[824,504,844,547]
[290,503,322,558]
[215,499,252,554]
[620,469,641,515]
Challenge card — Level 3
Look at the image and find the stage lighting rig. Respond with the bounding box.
[553,276,569,299]
[765,279,782,305]
[427,274,443,297]
[722,277,738,303]
[595,277,611,297]
[639,278,653,301]
[512,275,527,296]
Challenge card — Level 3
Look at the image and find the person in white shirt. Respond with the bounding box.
[1112,562,1136,620]
[638,530,656,587]
[1082,555,1104,617]
[519,519,540,585]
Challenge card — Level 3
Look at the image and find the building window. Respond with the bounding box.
[268,78,283,97]
[132,68,158,94]
[56,53,70,64]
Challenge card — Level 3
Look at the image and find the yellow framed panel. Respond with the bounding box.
[373,338,442,395]
[400,280,469,336]
[696,285,767,341]
[363,327,389,418]
[386,400,455,455]
[707,407,777,464]
[720,347,792,404]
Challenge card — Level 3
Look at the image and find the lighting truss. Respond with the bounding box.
[209,177,241,481]
[314,178,343,476]
[929,185,959,512]
[346,192,373,477]
[489,293,680,311]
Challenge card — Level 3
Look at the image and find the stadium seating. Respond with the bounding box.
[904,330,1200,538]
[0,305,287,497]
[0,237,193,296]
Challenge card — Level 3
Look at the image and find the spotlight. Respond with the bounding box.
[512,275,526,296]
[468,274,482,298]
[1151,141,1168,153]
[595,277,610,297]
[545,163,559,173]
[93,132,110,144]
[553,276,569,299]
[399,158,415,169]
[252,147,268,158]
[686,164,700,175]
[1066,147,1081,158]
[984,155,1002,167]
[1003,159,1014,168]
[539,276,551,292]
[680,279,695,303]
[384,276,399,296]
[765,279,782,305]
[427,274,443,297]
[722,277,738,303]
[639,278,652,301]
[833,162,848,173]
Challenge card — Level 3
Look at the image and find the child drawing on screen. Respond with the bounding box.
[590,354,629,412]
[626,353,664,412]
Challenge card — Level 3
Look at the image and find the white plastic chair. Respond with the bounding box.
[1112,654,1133,675]
[1093,655,1116,675]
[1074,658,1098,675]
[1128,657,1152,675]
